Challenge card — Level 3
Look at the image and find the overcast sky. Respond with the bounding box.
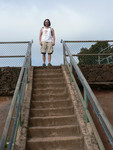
[0,0,113,66]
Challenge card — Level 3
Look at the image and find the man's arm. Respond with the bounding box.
[39,28,42,46]
[52,29,55,46]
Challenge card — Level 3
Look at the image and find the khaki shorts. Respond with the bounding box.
[41,42,53,54]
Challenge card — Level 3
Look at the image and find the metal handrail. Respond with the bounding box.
[61,39,113,148]
[0,40,33,150]
[0,56,25,58]
[0,41,31,44]
[64,40,113,43]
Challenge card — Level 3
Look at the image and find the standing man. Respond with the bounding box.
[39,19,55,66]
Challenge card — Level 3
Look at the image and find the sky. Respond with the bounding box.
[0,0,113,66]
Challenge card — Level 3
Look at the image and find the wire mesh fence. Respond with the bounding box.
[0,42,29,67]
[65,41,113,65]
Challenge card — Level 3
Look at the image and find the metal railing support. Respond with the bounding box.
[63,45,66,65]
[84,88,89,123]
[0,40,33,150]
[61,39,113,148]
[70,61,73,83]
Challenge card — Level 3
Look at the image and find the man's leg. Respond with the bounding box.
[43,53,46,66]
[48,53,51,63]
[47,42,53,66]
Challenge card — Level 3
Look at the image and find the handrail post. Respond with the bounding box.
[84,88,89,123]
[63,45,66,65]
[70,60,73,83]
[17,89,21,126]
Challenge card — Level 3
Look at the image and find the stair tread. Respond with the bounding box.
[27,136,83,142]
[32,93,69,96]
[31,100,72,103]
[28,125,79,130]
[33,89,67,93]
[33,81,66,84]
[30,107,73,111]
[34,72,63,76]
[34,74,63,76]
[33,87,67,90]
[30,115,76,119]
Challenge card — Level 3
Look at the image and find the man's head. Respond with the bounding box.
[44,19,51,27]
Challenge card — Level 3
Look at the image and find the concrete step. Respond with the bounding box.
[33,78,65,83]
[29,115,77,127]
[33,80,66,86]
[32,88,68,95]
[33,74,63,79]
[34,66,61,69]
[26,136,84,150]
[33,83,67,89]
[34,66,61,72]
[26,66,85,150]
[32,93,70,101]
[34,71,63,75]
[31,100,72,109]
[28,125,81,138]
[30,107,74,117]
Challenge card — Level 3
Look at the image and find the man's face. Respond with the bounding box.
[45,20,49,27]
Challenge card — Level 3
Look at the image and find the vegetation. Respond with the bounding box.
[78,41,113,65]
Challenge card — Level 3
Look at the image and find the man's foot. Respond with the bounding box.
[48,63,52,66]
[42,63,46,67]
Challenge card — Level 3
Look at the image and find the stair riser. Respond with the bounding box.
[33,83,66,89]
[28,126,80,138]
[32,89,67,95]
[30,108,74,117]
[32,94,70,101]
[34,74,63,78]
[34,71,62,75]
[29,117,77,127]
[34,69,62,74]
[31,101,72,108]
[26,138,84,150]
[33,78,64,83]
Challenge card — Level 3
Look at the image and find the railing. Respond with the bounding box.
[0,41,30,67]
[61,40,113,149]
[0,40,33,150]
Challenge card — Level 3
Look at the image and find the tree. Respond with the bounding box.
[78,41,113,65]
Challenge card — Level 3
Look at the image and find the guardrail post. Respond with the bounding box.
[63,45,66,65]
[70,60,73,83]
[17,89,21,126]
[84,88,89,123]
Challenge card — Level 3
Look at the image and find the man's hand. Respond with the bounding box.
[52,42,55,46]
[40,41,42,46]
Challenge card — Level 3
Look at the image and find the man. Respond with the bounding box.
[39,19,55,66]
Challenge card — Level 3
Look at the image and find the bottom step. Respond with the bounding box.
[26,136,84,150]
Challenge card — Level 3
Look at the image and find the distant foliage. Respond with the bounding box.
[78,41,113,65]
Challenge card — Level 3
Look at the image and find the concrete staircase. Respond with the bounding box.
[26,66,85,150]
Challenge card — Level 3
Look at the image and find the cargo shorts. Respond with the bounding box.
[41,42,53,54]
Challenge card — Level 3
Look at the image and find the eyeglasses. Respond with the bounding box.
[45,22,49,23]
